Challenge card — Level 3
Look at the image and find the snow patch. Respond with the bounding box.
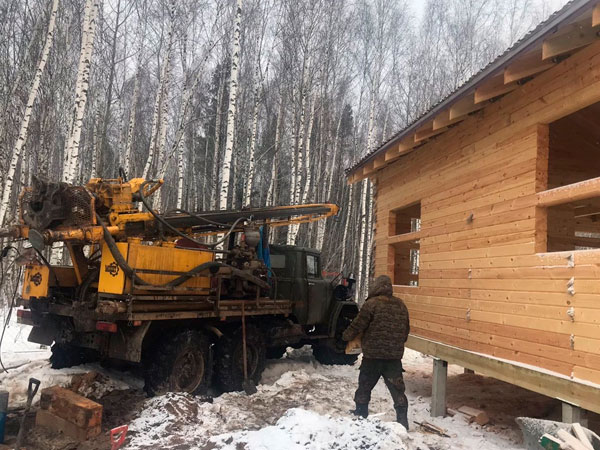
[208,408,409,450]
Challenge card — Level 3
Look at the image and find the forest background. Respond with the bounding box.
[0,0,567,302]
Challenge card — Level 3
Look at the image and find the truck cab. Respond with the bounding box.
[269,245,335,326]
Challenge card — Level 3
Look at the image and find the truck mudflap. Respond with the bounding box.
[108,321,151,362]
[328,301,358,337]
[28,325,55,346]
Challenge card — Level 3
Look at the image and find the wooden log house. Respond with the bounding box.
[347,0,600,417]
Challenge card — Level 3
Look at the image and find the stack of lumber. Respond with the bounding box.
[540,423,600,450]
[36,386,102,441]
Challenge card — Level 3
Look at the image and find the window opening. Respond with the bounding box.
[542,102,600,252]
[389,202,421,285]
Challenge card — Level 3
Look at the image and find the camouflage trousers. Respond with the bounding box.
[354,358,407,407]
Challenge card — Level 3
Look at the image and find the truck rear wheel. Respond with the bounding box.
[214,325,266,392]
[143,329,212,396]
[266,346,287,359]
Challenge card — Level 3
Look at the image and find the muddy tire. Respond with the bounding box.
[214,325,266,392]
[312,341,358,365]
[143,329,212,397]
[50,343,98,369]
[266,346,287,360]
[312,313,358,365]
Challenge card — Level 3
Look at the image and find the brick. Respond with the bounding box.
[40,386,102,429]
[36,410,101,441]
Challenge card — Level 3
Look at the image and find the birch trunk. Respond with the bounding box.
[142,1,175,182]
[266,99,283,207]
[201,138,209,210]
[315,114,342,251]
[0,0,60,227]
[175,37,189,209]
[356,91,377,300]
[286,57,310,245]
[124,66,140,176]
[63,0,101,184]
[90,97,101,178]
[363,181,374,299]
[97,0,121,178]
[300,93,317,205]
[355,179,368,302]
[219,0,243,210]
[210,80,225,210]
[339,183,353,273]
[243,83,260,207]
[152,6,177,210]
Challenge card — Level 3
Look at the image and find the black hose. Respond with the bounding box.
[164,208,229,228]
[138,180,243,249]
[95,213,269,290]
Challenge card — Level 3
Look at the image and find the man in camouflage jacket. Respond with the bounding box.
[342,274,410,429]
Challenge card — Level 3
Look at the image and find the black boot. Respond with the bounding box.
[351,403,369,418]
[395,405,409,430]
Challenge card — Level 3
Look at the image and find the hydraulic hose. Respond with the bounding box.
[95,213,270,290]
[138,181,243,249]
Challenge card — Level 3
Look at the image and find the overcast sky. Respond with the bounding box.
[405,0,572,26]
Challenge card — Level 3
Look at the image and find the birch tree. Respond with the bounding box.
[0,0,60,227]
[220,0,243,210]
[63,0,101,184]
[142,0,175,182]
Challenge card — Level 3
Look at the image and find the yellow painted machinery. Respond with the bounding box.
[1,177,358,395]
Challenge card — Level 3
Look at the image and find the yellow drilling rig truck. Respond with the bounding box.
[0,177,358,395]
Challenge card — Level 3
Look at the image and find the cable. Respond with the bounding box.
[138,181,243,249]
[0,265,23,373]
[164,208,229,228]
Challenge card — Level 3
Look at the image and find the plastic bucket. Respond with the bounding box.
[0,390,8,443]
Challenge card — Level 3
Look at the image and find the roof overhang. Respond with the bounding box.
[347,0,600,184]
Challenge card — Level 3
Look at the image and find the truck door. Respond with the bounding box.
[305,252,331,325]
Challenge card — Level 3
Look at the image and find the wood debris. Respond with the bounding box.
[457,405,490,426]
[413,421,451,437]
[540,422,596,450]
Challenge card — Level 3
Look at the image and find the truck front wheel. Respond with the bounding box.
[312,341,358,365]
[143,329,213,396]
[312,313,358,365]
[214,325,266,392]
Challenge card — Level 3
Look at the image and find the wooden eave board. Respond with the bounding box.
[346,3,600,183]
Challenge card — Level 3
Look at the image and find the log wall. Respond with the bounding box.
[374,39,600,388]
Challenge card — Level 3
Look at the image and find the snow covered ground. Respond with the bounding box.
[0,311,544,449]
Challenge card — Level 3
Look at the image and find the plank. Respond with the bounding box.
[432,109,465,130]
[449,94,485,120]
[420,242,535,262]
[504,49,556,83]
[542,19,600,60]
[537,176,600,207]
[420,231,534,254]
[557,429,589,450]
[474,74,519,104]
[572,423,594,450]
[409,318,600,368]
[408,332,588,385]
